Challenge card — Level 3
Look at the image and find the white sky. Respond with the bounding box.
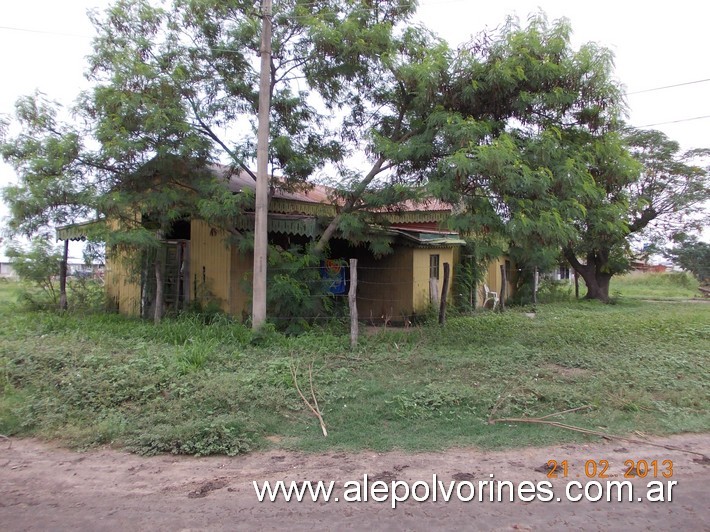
[1,0,709,242]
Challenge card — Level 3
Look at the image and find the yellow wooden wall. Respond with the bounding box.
[104,215,142,316]
[481,256,516,306]
[189,220,231,313]
[230,247,253,318]
[105,249,141,316]
[412,247,455,312]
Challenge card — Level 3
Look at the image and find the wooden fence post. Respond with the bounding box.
[439,262,450,324]
[349,259,358,348]
[59,238,69,311]
[500,264,507,312]
[574,270,579,299]
[533,267,539,305]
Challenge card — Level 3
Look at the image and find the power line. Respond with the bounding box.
[0,25,91,39]
[4,22,710,117]
[627,78,710,95]
[2,20,710,96]
[637,114,710,128]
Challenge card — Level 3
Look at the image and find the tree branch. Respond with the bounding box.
[187,97,257,181]
[314,155,388,253]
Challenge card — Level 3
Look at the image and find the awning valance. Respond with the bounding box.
[56,220,104,241]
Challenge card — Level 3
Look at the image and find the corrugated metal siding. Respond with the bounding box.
[357,248,414,321]
[412,247,455,312]
[105,250,141,316]
[230,247,253,318]
[104,216,142,316]
[189,220,231,313]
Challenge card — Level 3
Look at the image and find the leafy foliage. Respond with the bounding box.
[452,235,507,312]
[5,238,62,308]
[560,129,709,300]
[3,4,707,315]
[265,246,341,334]
[0,93,97,238]
[665,237,710,284]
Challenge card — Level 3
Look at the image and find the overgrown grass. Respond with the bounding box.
[0,279,20,302]
[611,271,700,300]
[1,283,708,456]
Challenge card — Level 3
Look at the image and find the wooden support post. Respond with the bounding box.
[154,248,164,325]
[574,269,579,299]
[175,243,182,311]
[349,259,358,348]
[154,231,165,324]
[499,264,507,312]
[533,267,539,306]
[59,238,69,311]
[439,262,450,325]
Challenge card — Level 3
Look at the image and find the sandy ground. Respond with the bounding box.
[1,433,709,531]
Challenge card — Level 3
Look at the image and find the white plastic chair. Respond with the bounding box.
[483,284,499,309]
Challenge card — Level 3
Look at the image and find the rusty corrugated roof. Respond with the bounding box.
[213,165,454,214]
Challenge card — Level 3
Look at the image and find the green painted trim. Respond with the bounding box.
[235,214,318,238]
[374,211,450,224]
[56,220,103,241]
[269,198,336,217]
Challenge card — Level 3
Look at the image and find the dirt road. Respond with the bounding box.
[2,434,708,531]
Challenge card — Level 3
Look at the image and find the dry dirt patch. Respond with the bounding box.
[1,434,708,531]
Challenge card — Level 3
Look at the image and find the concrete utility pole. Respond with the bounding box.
[252,0,273,329]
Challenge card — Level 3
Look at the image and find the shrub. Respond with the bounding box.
[537,279,574,303]
[125,414,261,456]
[5,238,62,309]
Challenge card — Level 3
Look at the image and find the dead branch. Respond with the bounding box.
[489,413,709,461]
[537,405,594,419]
[290,360,328,437]
[487,385,525,424]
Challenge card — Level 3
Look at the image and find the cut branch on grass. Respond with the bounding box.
[489,410,709,461]
[290,360,328,437]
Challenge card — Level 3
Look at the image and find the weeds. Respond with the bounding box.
[0,286,708,455]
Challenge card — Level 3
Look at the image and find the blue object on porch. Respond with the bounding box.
[321,259,348,295]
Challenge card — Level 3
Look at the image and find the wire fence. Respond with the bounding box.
[123,257,574,340]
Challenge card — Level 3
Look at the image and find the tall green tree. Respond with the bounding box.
[1,93,96,238]
[84,0,430,248]
[407,16,626,296]
[562,128,709,300]
[81,0,439,322]
[401,14,708,301]
[665,236,710,284]
[1,93,99,310]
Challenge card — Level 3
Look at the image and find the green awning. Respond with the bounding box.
[56,220,104,241]
[389,228,466,247]
[234,214,318,238]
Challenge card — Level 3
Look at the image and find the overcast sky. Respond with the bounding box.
[1,0,709,239]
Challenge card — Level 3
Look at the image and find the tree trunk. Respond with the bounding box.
[582,271,612,301]
[563,248,613,302]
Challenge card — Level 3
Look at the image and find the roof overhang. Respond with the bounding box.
[56,220,104,241]
[390,228,466,247]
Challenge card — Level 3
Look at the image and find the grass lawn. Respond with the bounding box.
[0,282,708,456]
[610,271,700,300]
